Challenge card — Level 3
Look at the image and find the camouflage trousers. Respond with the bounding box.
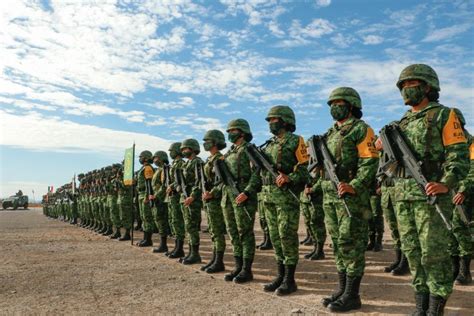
[107,194,121,228]
[368,194,384,235]
[101,196,111,227]
[138,193,155,233]
[221,187,256,260]
[322,181,369,277]
[257,192,269,235]
[381,185,401,249]
[394,189,453,298]
[204,199,226,252]
[261,185,300,266]
[118,190,133,230]
[180,198,202,246]
[300,198,326,245]
[168,195,185,241]
[152,200,171,236]
[449,196,473,257]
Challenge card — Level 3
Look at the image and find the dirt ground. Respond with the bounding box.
[0,208,472,315]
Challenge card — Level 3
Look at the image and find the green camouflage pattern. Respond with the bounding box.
[265,105,296,126]
[396,63,440,91]
[327,87,362,109]
[152,165,171,236]
[180,156,203,246]
[167,157,185,240]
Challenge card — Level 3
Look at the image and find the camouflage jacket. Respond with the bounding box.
[322,117,378,195]
[180,156,203,202]
[151,165,166,202]
[458,136,474,194]
[203,152,223,200]
[137,163,155,193]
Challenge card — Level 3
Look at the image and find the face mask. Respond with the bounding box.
[203,141,214,151]
[182,150,192,158]
[401,84,426,106]
[269,120,284,135]
[330,104,350,121]
[228,132,242,143]
[154,160,162,167]
[139,157,145,165]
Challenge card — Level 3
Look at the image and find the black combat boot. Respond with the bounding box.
[300,229,311,245]
[456,256,472,285]
[276,265,297,296]
[327,275,362,312]
[201,249,216,271]
[166,239,178,257]
[426,294,446,316]
[263,262,285,292]
[168,239,185,259]
[99,223,108,234]
[110,227,121,239]
[451,255,460,281]
[233,257,253,283]
[373,231,383,252]
[152,235,168,253]
[182,244,202,265]
[102,225,113,236]
[206,251,225,273]
[322,272,346,307]
[118,229,131,241]
[384,249,402,273]
[310,242,325,260]
[367,232,376,251]
[179,244,192,263]
[303,236,314,246]
[70,218,77,225]
[224,256,243,282]
[259,232,273,250]
[412,292,429,316]
[392,253,409,275]
[137,231,153,247]
[304,244,317,259]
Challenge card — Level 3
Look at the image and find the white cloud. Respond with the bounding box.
[278,18,335,47]
[209,102,230,109]
[153,96,195,110]
[331,33,356,48]
[362,35,384,45]
[0,110,172,154]
[422,24,471,42]
[315,0,331,7]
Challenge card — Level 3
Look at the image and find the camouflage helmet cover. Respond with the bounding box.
[327,87,362,109]
[168,142,182,154]
[396,64,440,91]
[203,129,226,149]
[226,118,253,141]
[265,105,296,126]
[180,138,200,154]
[153,150,169,163]
[139,150,153,160]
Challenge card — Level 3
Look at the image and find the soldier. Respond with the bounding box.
[108,164,122,239]
[136,150,155,247]
[378,64,470,315]
[165,142,186,259]
[178,139,204,265]
[302,167,326,260]
[150,151,171,253]
[259,106,310,296]
[221,119,260,283]
[319,88,378,312]
[451,129,473,285]
[200,130,227,273]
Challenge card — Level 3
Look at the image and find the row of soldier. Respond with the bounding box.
[42,64,473,315]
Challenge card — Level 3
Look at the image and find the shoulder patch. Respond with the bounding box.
[357,126,378,158]
[442,109,467,146]
[470,143,474,160]
[295,136,309,164]
[144,165,154,179]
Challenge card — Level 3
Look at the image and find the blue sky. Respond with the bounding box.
[0,0,473,200]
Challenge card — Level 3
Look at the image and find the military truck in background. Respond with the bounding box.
[1,195,29,210]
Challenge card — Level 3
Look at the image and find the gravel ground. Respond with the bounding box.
[0,208,472,315]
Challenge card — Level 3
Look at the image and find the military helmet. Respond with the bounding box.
[327,87,362,109]
[168,142,181,153]
[180,138,200,154]
[226,118,253,141]
[203,129,226,150]
[153,150,169,164]
[265,105,296,126]
[139,150,153,160]
[396,64,440,91]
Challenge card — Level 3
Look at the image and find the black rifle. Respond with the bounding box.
[245,143,299,202]
[177,168,192,216]
[214,159,251,220]
[307,135,352,217]
[379,123,466,230]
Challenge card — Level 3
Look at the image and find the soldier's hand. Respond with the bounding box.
[202,191,213,201]
[425,182,448,196]
[375,138,383,151]
[452,192,465,205]
[184,196,194,206]
[148,195,154,201]
[338,182,355,196]
[235,192,248,204]
[276,172,290,187]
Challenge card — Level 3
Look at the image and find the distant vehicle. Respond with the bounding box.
[2,195,29,210]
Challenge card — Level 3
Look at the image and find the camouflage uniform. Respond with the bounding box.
[391,64,470,313]
[151,155,171,238]
[136,151,155,246]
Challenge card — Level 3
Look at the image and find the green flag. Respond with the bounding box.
[123,144,135,186]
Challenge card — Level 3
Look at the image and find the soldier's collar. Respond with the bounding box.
[403,102,440,119]
[333,117,355,130]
